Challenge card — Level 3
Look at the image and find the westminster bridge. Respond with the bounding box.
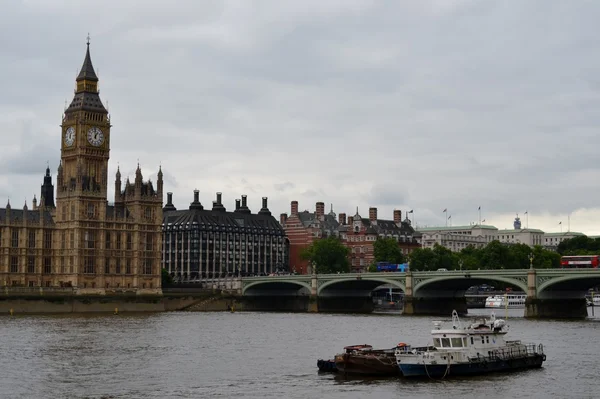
[238,268,600,318]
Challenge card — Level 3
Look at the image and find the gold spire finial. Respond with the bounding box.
[86,33,90,46]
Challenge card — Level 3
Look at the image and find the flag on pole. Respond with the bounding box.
[525,211,528,215]
[448,215,451,220]
[478,206,481,210]
[482,219,486,223]
[408,210,414,213]
[559,221,562,225]
[443,208,447,213]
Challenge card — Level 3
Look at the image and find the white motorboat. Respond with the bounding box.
[485,294,526,308]
[395,310,546,378]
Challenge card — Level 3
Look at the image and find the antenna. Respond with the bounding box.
[86,33,91,45]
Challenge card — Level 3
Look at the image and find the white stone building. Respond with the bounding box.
[543,231,585,250]
[416,225,498,252]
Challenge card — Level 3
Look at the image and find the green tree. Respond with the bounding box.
[458,245,482,270]
[409,248,438,271]
[373,237,406,264]
[479,240,511,269]
[433,243,455,269]
[161,268,173,287]
[300,236,351,274]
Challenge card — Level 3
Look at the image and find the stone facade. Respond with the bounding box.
[0,41,163,293]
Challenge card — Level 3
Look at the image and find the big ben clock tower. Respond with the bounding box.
[55,38,163,293]
[58,36,110,206]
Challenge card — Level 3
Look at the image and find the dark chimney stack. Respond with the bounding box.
[291,201,298,215]
[189,189,203,210]
[212,192,226,212]
[235,199,241,211]
[348,216,354,226]
[163,191,177,212]
[339,212,346,225]
[280,213,288,226]
[238,194,251,214]
[258,196,271,216]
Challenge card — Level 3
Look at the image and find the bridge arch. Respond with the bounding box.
[242,280,312,296]
[318,276,406,297]
[413,275,528,297]
[538,274,600,298]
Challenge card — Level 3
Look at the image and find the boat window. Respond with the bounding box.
[463,337,468,346]
[433,338,441,347]
[481,336,485,344]
[451,338,463,347]
[486,336,490,344]
[470,337,474,345]
[441,338,451,347]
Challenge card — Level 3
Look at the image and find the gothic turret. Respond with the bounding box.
[157,165,163,195]
[40,166,55,208]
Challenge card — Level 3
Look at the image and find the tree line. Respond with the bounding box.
[299,236,564,273]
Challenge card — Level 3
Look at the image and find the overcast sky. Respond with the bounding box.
[1,0,600,234]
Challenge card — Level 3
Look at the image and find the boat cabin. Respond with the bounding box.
[430,313,508,352]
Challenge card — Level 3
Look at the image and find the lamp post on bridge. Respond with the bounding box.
[529,253,534,269]
[459,259,464,271]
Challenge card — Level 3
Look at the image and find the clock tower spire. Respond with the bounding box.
[58,37,111,204]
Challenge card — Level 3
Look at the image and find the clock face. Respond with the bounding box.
[87,127,104,147]
[64,127,75,146]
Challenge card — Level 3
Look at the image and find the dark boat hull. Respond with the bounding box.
[317,359,338,372]
[399,354,546,378]
[335,353,399,376]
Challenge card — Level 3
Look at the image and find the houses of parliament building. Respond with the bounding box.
[0,41,163,293]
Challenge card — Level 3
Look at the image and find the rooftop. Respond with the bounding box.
[417,224,498,232]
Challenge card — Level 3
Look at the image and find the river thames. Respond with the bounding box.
[0,308,598,399]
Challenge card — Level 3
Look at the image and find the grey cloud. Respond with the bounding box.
[2,1,600,233]
[274,182,295,192]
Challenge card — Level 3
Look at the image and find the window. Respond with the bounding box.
[105,232,111,249]
[145,207,152,220]
[10,256,18,273]
[87,203,95,219]
[70,232,75,249]
[470,337,474,345]
[116,258,121,274]
[144,259,152,275]
[441,338,451,348]
[126,259,131,274]
[28,230,36,248]
[28,257,35,273]
[71,204,75,219]
[84,230,95,249]
[451,338,463,347]
[61,231,66,249]
[146,232,153,251]
[116,233,121,249]
[433,338,441,347]
[43,257,51,274]
[126,233,132,250]
[44,231,52,249]
[11,229,19,248]
[84,257,95,274]
[105,258,110,274]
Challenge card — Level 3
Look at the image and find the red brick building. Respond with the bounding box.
[340,208,420,272]
[281,201,420,274]
[279,201,339,274]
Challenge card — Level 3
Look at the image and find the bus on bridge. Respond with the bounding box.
[560,255,600,268]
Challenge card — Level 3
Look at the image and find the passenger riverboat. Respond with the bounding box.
[334,344,400,376]
[485,294,526,308]
[395,310,546,378]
